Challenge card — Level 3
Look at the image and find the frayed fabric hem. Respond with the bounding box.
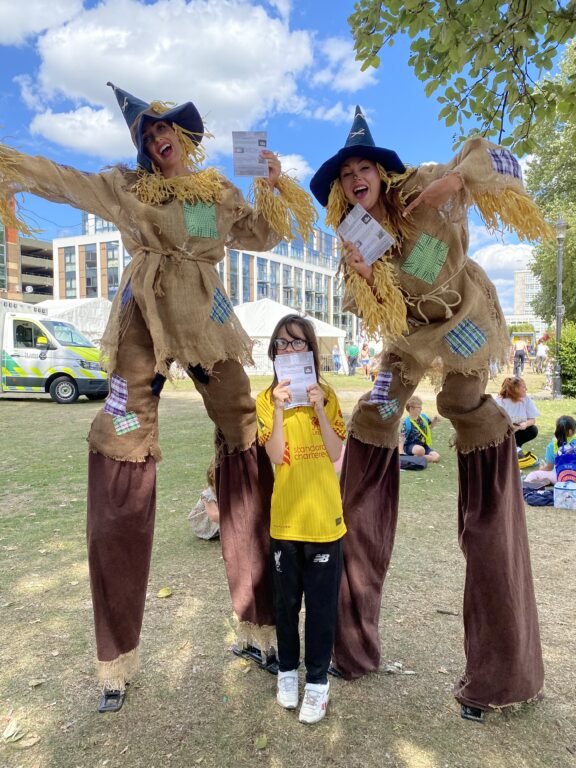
[455,687,544,711]
[348,429,399,451]
[451,426,513,455]
[234,618,276,656]
[97,646,140,692]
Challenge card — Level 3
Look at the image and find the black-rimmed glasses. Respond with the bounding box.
[273,338,308,352]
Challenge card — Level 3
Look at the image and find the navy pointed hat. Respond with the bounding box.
[310,106,405,207]
[107,82,204,172]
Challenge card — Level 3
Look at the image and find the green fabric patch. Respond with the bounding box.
[402,233,448,284]
[183,201,218,239]
[113,411,140,435]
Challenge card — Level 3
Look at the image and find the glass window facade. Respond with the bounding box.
[229,250,239,304]
[269,261,279,302]
[257,257,268,299]
[242,252,251,304]
[106,241,120,300]
[64,246,76,298]
[85,243,98,298]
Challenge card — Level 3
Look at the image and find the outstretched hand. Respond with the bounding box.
[261,149,281,189]
[403,173,463,218]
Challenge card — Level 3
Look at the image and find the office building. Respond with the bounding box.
[53,217,359,339]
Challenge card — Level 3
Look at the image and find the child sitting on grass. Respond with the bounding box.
[188,459,220,540]
[399,396,441,463]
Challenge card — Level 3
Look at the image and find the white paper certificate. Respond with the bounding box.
[273,351,317,409]
[337,203,395,266]
[232,131,269,177]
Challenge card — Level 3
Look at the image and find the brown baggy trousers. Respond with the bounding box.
[87,305,274,689]
[334,361,544,710]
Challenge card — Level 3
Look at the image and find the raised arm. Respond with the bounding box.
[0,143,123,234]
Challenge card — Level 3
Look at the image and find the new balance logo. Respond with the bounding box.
[313,553,330,563]
[274,551,282,572]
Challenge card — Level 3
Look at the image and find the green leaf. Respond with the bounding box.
[254,734,268,750]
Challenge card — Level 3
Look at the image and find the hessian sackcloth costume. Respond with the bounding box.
[0,83,316,693]
[310,107,550,713]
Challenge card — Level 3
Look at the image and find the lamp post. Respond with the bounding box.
[553,217,568,398]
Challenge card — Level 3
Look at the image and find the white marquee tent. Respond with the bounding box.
[36,298,112,343]
[233,298,348,375]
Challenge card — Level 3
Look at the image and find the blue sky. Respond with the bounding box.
[0,0,556,313]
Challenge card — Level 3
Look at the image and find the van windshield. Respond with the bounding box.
[42,320,95,348]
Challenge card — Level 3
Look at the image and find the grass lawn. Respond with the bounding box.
[1,369,575,768]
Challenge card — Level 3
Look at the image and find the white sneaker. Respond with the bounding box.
[298,681,330,724]
[276,670,299,709]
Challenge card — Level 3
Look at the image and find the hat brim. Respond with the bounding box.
[310,145,405,207]
[134,102,204,172]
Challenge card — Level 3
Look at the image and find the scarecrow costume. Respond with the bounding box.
[0,84,316,704]
[310,107,549,717]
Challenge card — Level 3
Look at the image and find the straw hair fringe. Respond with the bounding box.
[132,166,225,206]
[147,100,213,169]
[474,188,555,242]
[326,179,349,230]
[253,174,317,241]
[0,153,39,235]
[347,259,408,340]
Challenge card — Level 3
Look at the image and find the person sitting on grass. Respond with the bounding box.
[399,396,441,463]
[188,459,220,540]
[495,377,539,457]
[525,416,576,486]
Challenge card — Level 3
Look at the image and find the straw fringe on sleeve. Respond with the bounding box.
[253,174,317,241]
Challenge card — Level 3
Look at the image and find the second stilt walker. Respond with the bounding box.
[309,107,550,720]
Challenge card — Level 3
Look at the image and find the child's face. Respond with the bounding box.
[273,325,309,356]
[339,156,381,214]
[408,403,422,419]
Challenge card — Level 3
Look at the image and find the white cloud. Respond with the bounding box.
[467,221,501,251]
[470,242,533,273]
[30,106,130,160]
[312,37,378,93]
[15,0,313,162]
[311,102,352,125]
[0,0,82,46]
[518,153,534,179]
[277,153,313,182]
[266,0,291,20]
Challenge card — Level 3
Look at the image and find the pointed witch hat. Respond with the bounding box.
[107,82,204,172]
[310,105,405,206]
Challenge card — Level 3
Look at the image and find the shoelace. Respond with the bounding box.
[302,689,323,706]
[279,677,297,693]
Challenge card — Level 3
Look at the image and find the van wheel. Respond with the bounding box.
[49,376,79,404]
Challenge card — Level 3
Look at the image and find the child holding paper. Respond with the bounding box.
[256,314,346,725]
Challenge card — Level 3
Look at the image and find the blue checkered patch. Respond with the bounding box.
[377,399,400,420]
[104,373,128,416]
[210,287,233,324]
[487,149,522,180]
[444,318,486,358]
[370,370,392,404]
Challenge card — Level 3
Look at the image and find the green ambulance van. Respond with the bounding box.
[0,299,108,404]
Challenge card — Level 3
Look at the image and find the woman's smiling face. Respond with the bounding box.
[339,156,382,214]
[142,119,186,177]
